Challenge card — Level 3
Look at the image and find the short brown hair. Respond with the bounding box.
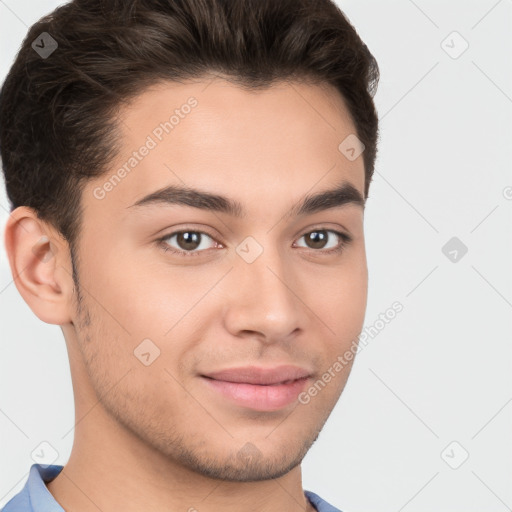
[0,0,379,258]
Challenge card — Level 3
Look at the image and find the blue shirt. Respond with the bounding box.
[1,464,343,512]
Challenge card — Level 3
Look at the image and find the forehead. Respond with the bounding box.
[83,77,365,220]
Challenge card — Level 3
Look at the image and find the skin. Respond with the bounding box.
[4,76,368,512]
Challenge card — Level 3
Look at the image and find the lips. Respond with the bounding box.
[200,364,313,386]
[200,369,312,411]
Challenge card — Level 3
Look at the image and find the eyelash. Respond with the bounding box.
[156,227,353,258]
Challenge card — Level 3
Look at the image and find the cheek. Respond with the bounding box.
[79,262,216,396]
[310,258,368,340]
[81,243,189,335]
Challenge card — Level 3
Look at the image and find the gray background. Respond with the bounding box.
[1,1,511,511]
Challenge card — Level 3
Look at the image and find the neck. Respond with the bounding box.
[47,400,316,512]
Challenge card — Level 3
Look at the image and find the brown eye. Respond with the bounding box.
[295,229,350,254]
[176,231,202,251]
[304,230,329,249]
[159,230,218,256]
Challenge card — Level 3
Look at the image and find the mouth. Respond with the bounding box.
[200,375,311,411]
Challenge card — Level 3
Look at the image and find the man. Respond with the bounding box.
[0,0,379,510]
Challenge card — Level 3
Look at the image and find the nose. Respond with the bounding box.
[222,243,304,344]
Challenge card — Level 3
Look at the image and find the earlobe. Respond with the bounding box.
[4,206,75,325]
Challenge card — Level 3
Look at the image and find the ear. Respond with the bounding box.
[3,206,76,325]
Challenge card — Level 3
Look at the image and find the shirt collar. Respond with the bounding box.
[27,463,65,512]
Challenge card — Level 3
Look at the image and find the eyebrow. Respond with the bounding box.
[127,180,365,219]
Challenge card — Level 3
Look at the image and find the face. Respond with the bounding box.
[67,77,368,481]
